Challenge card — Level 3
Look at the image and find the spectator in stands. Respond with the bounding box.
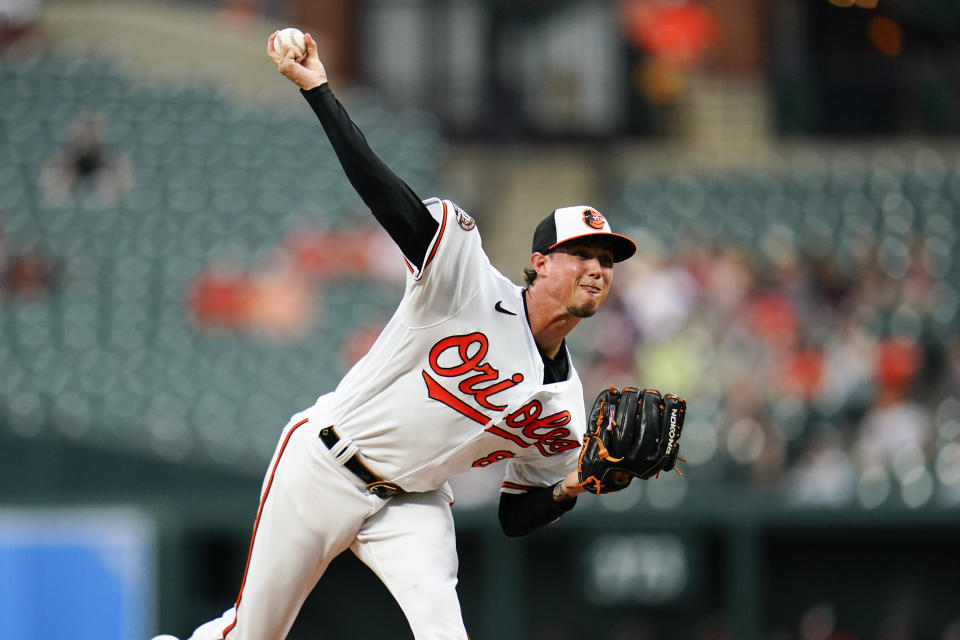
[617,233,697,343]
[784,428,856,505]
[244,252,315,342]
[41,112,132,205]
[0,212,58,298]
[0,0,41,55]
[818,317,877,416]
[188,248,315,342]
[851,336,932,473]
[1,242,57,298]
[188,255,252,333]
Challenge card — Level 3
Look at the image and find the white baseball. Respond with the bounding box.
[274,27,306,61]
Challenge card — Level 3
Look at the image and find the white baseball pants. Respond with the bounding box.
[186,410,468,640]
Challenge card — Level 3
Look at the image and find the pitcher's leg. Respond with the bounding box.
[189,416,381,640]
[351,490,468,640]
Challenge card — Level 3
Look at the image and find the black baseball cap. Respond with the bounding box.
[531,205,636,263]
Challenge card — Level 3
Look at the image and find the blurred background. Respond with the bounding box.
[1,0,959,638]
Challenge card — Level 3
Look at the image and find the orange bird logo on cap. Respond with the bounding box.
[583,209,606,230]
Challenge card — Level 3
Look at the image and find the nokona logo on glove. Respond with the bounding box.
[666,407,679,455]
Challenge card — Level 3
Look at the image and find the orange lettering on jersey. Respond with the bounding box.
[422,370,489,425]
[459,364,525,411]
[429,332,488,377]
[424,332,525,421]
[499,400,579,457]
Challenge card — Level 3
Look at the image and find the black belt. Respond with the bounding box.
[319,426,406,499]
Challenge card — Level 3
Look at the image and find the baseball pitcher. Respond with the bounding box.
[154,29,686,640]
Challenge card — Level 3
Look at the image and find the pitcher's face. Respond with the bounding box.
[539,239,614,318]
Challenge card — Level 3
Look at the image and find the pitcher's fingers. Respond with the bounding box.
[281,46,300,65]
[267,32,281,59]
[304,32,318,57]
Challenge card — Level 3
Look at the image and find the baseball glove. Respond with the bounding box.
[576,386,687,495]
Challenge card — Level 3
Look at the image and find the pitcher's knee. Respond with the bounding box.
[402,582,467,639]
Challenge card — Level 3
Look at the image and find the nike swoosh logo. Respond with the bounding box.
[495,301,517,316]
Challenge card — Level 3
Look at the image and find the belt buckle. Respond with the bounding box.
[366,481,405,499]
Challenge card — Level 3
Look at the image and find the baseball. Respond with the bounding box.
[274,27,306,61]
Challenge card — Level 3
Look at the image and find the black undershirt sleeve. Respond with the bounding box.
[498,484,577,537]
[300,84,438,270]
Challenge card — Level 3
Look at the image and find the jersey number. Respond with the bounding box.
[472,450,515,468]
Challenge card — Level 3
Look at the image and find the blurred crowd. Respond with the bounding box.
[188,223,402,342]
[574,223,960,507]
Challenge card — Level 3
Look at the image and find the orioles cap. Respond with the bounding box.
[531,205,637,263]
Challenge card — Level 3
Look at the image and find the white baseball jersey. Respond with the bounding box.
[309,197,586,494]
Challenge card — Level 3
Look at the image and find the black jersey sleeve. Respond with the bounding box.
[498,484,577,537]
[300,84,438,270]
